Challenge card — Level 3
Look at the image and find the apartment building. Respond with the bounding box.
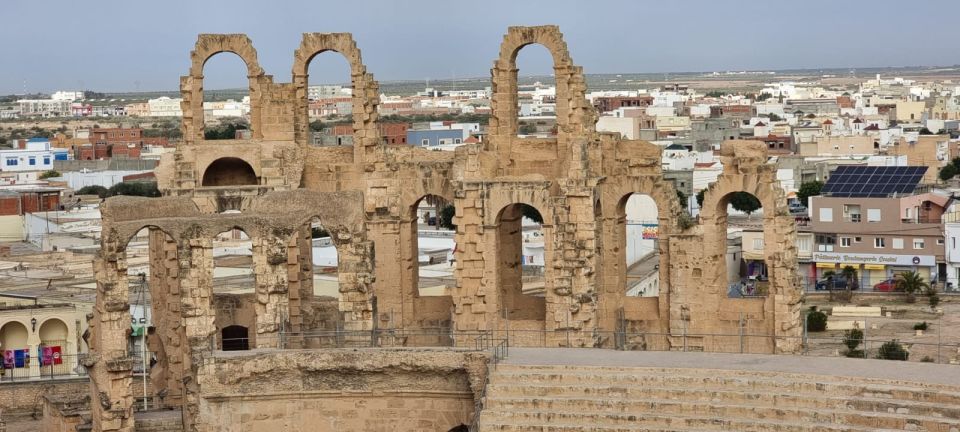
[809,166,948,289]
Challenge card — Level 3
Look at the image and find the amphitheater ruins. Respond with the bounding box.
[61,26,823,431]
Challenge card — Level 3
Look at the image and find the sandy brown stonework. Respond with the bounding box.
[77,27,803,432]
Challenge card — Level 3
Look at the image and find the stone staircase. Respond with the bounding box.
[478,364,960,431]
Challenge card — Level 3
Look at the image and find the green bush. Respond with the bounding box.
[77,185,109,198]
[843,328,863,351]
[806,307,828,332]
[39,170,61,179]
[106,182,160,197]
[913,322,928,331]
[844,349,865,358]
[439,204,456,230]
[311,227,329,238]
[877,340,909,361]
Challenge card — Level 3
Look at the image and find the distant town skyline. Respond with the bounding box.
[3,0,960,94]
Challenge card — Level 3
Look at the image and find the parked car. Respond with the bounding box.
[815,275,856,290]
[873,278,898,292]
[788,203,807,214]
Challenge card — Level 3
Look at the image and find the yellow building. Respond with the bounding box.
[0,302,85,380]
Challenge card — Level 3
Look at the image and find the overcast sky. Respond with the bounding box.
[3,0,959,94]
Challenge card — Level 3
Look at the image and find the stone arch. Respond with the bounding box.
[292,33,380,155]
[494,202,548,323]
[489,25,592,141]
[116,224,178,252]
[408,193,456,298]
[0,321,29,350]
[38,318,68,344]
[183,34,265,142]
[220,325,249,351]
[201,157,259,187]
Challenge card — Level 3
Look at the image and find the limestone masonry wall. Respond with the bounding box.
[79,26,804,432]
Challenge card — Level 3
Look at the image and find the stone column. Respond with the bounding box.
[177,237,217,432]
[252,234,290,349]
[89,250,135,432]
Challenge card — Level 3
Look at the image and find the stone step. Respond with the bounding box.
[483,396,960,430]
[486,383,960,419]
[490,369,960,405]
[478,410,911,432]
[496,364,959,390]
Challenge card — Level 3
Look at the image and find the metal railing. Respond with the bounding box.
[469,332,508,432]
[0,354,87,382]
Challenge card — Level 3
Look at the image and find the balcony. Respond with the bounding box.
[843,214,861,223]
[901,217,940,224]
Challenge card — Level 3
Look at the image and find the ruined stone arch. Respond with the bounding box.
[115,224,178,252]
[182,34,265,142]
[201,156,259,187]
[291,33,381,153]
[489,25,592,141]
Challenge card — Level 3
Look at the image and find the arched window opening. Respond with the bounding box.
[212,228,253,293]
[202,52,251,140]
[515,44,556,138]
[497,203,546,321]
[307,217,339,299]
[411,195,455,297]
[714,191,768,298]
[306,51,354,147]
[202,157,257,187]
[620,194,660,297]
[38,319,69,376]
[125,227,177,379]
[0,321,29,376]
[221,325,249,351]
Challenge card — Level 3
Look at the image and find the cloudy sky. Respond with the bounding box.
[3,0,958,93]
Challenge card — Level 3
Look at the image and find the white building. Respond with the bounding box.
[51,91,84,101]
[0,139,57,172]
[17,99,71,117]
[148,97,183,117]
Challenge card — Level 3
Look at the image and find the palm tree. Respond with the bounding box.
[895,271,930,303]
[423,195,446,230]
[840,265,859,291]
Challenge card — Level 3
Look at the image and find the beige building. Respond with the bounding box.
[799,135,875,157]
[895,100,926,122]
[887,135,948,184]
[0,302,85,380]
[810,191,948,287]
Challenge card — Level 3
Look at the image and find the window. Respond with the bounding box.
[28,157,36,166]
[905,208,911,219]
[854,236,862,243]
[866,209,881,222]
[937,238,944,245]
[840,237,851,247]
[43,156,50,165]
[913,238,925,249]
[752,238,763,250]
[892,238,903,249]
[454,138,462,144]
[819,208,833,222]
[953,237,957,249]
[421,139,429,146]
[5,158,17,166]
[874,237,885,248]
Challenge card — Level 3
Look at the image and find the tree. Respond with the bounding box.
[919,127,934,135]
[877,340,909,361]
[106,182,161,198]
[940,164,959,182]
[518,123,536,135]
[843,328,864,358]
[795,181,823,207]
[439,204,456,230]
[766,113,782,121]
[696,190,706,207]
[805,306,827,332]
[841,265,859,291]
[895,271,930,303]
[705,90,728,98]
[77,185,109,197]
[39,170,61,179]
[729,192,761,216]
[676,190,688,209]
[311,227,329,238]
[756,93,772,101]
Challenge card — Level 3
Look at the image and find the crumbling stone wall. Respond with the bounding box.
[83,27,803,432]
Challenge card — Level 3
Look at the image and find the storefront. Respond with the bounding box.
[812,252,936,290]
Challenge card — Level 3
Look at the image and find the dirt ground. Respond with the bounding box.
[804,295,960,363]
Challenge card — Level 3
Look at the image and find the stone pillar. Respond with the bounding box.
[252,234,290,349]
[89,249,135,432]
[178,237,217,432]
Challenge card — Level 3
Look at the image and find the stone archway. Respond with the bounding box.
[201,157,258,186]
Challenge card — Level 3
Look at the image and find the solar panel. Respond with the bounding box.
[822,165,927,197]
